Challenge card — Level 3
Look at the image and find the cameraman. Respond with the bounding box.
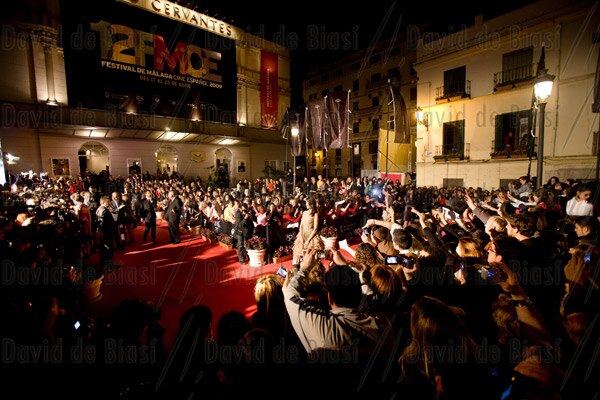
[234,205,254,264]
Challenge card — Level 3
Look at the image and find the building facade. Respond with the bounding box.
[0,0,291,183]
[302,38,417,181]
[414,0,599,189]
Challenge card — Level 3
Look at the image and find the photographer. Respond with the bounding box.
[234,205,254,264]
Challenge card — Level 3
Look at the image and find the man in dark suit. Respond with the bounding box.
[96,196,115,268]
[141,190,157,243]
[165,189,183,244]
[234,205,255,264]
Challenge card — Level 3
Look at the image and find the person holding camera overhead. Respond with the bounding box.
[234,204,255,264]
[292,197,324,263]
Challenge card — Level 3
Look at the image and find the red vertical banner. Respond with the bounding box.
[261,50,278,129]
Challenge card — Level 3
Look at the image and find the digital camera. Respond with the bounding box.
[385,256,399,265]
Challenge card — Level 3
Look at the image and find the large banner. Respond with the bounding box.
[260,51,279,129]
[326,91,350,149]
[60,1,237,123]
[307,99,325,149]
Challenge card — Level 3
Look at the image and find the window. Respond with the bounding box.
[442,120,465,155]
[388,67,399,78]
[353,101,359,111]
[334,85,343,92]
[388,115,395,130]
[369,54,381,64]
[308,93,317,101]
[498,48,533,86]
[372,97,379,107]
[372,118,379,131]
[443,66,466,99]
[353,122,360,134]
[335,149,342,156]
[371,73,381,83]
[350,63,360,72]
[368,140,378,154]
[410,87,417,102]
[264,160,278,172]
[321,89,329,97]
[352,79,359,92]
[494,110,533,153]
[410,62,417,77]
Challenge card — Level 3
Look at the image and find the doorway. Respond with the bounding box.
[79,142,109,175]
[156,145,179,176]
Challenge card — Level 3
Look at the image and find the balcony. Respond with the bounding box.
[490,140,534,159]
[493,64,535,91]
[433,143,470,162]
[435,81,471,103]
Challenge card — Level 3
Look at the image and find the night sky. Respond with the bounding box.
[190,0,538,106]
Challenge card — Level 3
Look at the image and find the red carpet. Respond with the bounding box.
[86,220,297,351]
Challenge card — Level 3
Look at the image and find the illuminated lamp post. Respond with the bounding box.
[533,69,555,190]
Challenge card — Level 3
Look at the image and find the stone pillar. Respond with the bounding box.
[32,27,59,105]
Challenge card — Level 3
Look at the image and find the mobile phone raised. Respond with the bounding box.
[276,266,287,278]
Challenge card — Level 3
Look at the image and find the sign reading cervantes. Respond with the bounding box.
[60,0,237,123]
[115,0,241,40]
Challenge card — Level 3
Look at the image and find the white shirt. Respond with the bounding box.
[566,197,593,216]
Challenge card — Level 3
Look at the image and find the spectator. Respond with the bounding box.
[509,176,533,200]
[566,186,593,216]
[398,296,493,399]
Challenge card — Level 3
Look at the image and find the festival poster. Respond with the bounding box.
[260,50,279,129]
[60,0,237,123]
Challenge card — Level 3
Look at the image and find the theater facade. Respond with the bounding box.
[0,0,291,183]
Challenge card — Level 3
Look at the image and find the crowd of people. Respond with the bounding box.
[0,168,598,399]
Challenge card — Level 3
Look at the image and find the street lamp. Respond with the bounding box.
[533,68,555,189]
[291,123,299,191]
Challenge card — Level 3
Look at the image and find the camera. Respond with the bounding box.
[400,256,415,269]
[317,250,328,259]
[362,226,371,235]
[385,256,399,265]
[74,320,81,330]
[479,264,507,284]
[276,266,287,278]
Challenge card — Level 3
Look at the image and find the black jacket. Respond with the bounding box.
[141,199,156,223]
